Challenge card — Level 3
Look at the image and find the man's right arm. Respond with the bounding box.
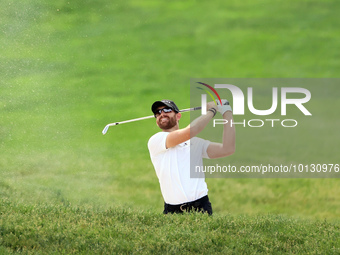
[166,102,217,149]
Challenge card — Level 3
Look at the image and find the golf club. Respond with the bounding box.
[102,106,202,135]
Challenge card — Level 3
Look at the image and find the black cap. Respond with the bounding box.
[151,100,180,114]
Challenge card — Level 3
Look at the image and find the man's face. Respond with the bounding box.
[155,106,177,130]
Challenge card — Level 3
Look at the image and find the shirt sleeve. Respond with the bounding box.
[201,138,211,159]
[147,132,169,156]
[191,137,211,159]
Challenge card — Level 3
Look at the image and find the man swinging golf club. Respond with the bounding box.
[148,99,235,215]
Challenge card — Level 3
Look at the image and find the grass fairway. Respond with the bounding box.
[1,0,339,253]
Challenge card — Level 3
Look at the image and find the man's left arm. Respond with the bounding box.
[206,106,235,159]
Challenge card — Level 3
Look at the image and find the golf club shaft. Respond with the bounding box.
[102,106,201,135]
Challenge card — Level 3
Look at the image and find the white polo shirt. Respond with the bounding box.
[148,132,211,205]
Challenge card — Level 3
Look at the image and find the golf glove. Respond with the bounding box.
[217,99,232,115]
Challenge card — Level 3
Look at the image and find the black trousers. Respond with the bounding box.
[163,195,213,215]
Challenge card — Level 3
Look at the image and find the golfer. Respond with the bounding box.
[148,99,235,215]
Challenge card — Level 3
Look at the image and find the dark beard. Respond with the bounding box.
[157,116,177,130]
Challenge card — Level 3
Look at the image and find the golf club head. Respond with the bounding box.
[102,125,109,135]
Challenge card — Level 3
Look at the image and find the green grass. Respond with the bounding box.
[1,0,340,253]
[1,198,339,254]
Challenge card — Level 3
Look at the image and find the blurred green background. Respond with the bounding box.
[1,0,339,220]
